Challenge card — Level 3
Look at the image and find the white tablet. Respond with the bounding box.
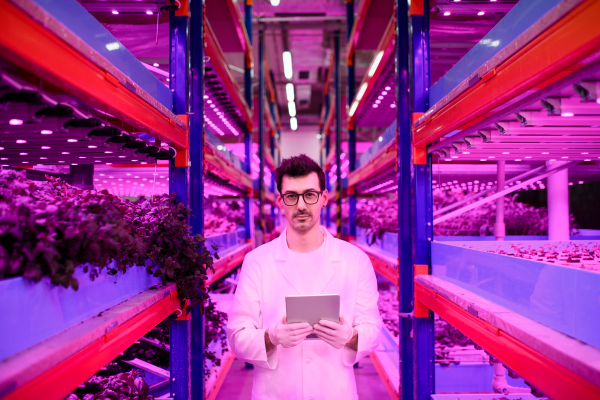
[285,294,340,339]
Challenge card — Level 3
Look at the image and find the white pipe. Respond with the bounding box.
[433,164,547,216]
[433,161,579,225]
[494,161,506,241]
[547,161,570,240]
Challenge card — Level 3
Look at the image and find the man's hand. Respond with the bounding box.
[266,316,313,349]
[313,316,356,350]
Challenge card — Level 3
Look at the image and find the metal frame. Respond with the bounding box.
[334,31,342,238]
[347,0,357,241]
[395,1,414,399]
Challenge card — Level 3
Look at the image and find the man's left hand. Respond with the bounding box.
[314,316,356,349]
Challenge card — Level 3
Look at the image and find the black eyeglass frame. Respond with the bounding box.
[281,190,324,206]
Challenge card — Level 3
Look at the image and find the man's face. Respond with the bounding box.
[277,172,328,233]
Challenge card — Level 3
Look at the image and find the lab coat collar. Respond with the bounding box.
[274,225,340,294]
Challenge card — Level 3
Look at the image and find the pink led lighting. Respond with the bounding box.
[443,11,451,16]
[385,86,391,91]
[112,10,119,14]
[378,96,384,100]
[41,146,51,149]
[561,112,574,117]
[67,139,78,143]
[381,91,388,95]
[16,139,26,144]
[88,145,97,148]
[9,119,23,125]
[477,11,485,16]
[372,104,378,108]
[19,152,28,156]
[390,104,396,108]
[41,130,52,134]
[146,10,153,15]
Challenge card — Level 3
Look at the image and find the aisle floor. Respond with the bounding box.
[215,356,390,400]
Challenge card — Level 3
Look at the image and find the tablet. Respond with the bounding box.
[285,294,340,339]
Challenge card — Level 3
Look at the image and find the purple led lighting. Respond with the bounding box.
[385,86,391,90]
[19,152,28,156]
[378,96,384,100]
[372,104,378,108]
[390,104,396,108]
[16,140,26,144]
[375,100,381,104]
[41,146,51,150]
[41,130,52,135]
[67,139,78,143]
[381,91,387,95]
[9,119,23,126]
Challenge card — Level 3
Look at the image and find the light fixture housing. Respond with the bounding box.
[282,51,293,80]
[286,83,295,102]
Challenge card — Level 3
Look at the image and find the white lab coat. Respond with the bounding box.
[227,226,383,400]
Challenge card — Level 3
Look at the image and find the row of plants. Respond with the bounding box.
[378,289,487,364]
[350,188,578,245]
[0,169,216,313]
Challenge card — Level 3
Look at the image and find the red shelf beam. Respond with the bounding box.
[205,19,253,132]
[0,0,188,151]
[416,281,600,400]
[346,0,373,66]
[347,20,395,129]
[413,0,600,147]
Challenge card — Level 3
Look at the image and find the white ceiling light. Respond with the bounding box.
[356,83,368,101]
[290,117,298,131]
[286,83,295,102]
[271,0,280,5]
[368,51,384,77]
[288,101,296,117]
[282,51,293,80]
[348,101,358,117]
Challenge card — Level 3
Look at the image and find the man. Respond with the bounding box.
[227,154,383,400]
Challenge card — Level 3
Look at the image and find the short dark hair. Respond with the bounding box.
[275,154,326,193]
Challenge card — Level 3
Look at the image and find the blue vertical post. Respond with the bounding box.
[189,0,205,397]
[169,4,191,399]
[269,100,276,221]
[396,0,414,399]
[347,0,356,240]
[258,30,265,235]
[411,2,434,399]
[334,32,342,239]
[244,0,253,242]
[324,95,331,229]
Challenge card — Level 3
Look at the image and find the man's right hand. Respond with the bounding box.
[267,316,313,349]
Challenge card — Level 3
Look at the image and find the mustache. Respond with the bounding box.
[293,210,311,218]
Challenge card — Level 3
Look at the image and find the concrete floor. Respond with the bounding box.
[215,356,390,400]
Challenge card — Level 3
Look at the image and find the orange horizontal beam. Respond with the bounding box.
[0,0,188,150]
[346,0,374,66]
[369,352,399,400]
[416,282,600,400]
[5,291,180,400]
[204,141,253,189]
[347,138,396,187]
[208,243,253,284]
[413,0,600,147]
[225,0,253,67]
[205,20,253,132]
[347,20,395,129]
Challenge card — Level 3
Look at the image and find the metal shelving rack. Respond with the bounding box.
[407,1,600,400]
[0,0,256,399]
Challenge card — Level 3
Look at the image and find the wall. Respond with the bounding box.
[280,126,321,163]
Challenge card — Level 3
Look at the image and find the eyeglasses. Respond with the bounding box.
[282,190,323,206]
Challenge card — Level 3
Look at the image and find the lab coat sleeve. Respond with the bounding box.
[343,251,383,366]
[226,252,279,369]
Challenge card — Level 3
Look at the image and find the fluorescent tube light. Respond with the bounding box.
[271,0,280,5]
[290,117,298,130]
[288,101,296,117]
[283,51,293,80]
[286,83,295,102]
[356,83,367,101]
[348,101,358,117]
[368,51,384,77]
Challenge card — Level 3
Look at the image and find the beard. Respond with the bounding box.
[290,209,317,232]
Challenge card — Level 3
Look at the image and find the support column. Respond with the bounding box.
[324,95,331,229]
[189,0,205,397]
[169,3,191,399]
[495,160,506,241]
[547,161,570,240]
[396,0,414,399]
[244,0,253,242]
[410,2,434,399]
[258,30,265,239]
[347,0,356,241]
[334,31,342,239]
